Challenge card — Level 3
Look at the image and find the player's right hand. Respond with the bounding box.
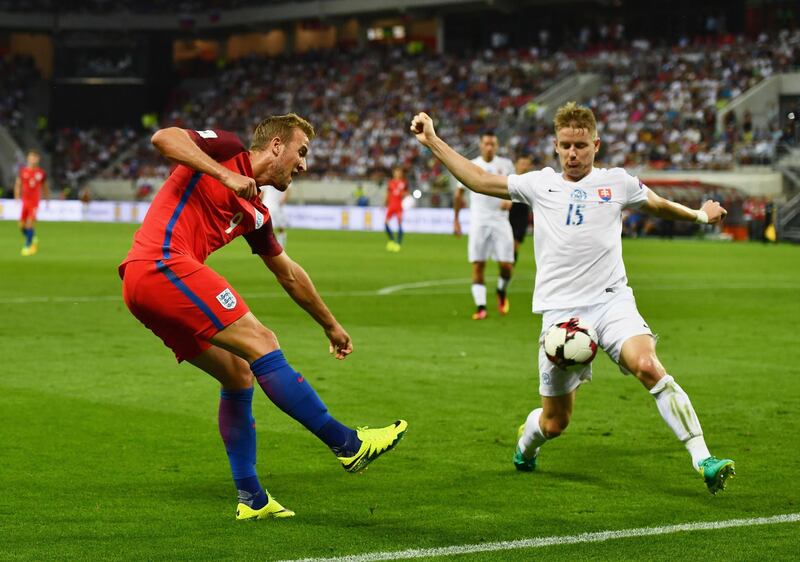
[326,324,353,360]
[410,112,437,146]
[221,170,258,199]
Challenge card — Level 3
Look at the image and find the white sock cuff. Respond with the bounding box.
[649,374,675,395]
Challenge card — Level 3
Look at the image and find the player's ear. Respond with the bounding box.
[271,136,282,157]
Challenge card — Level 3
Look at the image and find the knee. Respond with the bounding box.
[541,416,569,439]
[236,315,280,354]
[229,362,254,388]
[254,323,279,350]
[631,355,664,387]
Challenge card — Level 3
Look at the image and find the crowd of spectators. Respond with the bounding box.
[10,29,800,197]
[76,47,559,194]
[0,55,39,141]
[507,30,800,173]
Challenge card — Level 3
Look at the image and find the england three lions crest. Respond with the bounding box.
[598,188,612,202]
[216,288,237,310]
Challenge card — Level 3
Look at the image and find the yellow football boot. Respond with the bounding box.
[338,420,408,473]
[235,493,295,521]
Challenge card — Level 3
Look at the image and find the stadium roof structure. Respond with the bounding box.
[1,0,577,31]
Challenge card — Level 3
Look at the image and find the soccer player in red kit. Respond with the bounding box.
[119,114,407,521]
[14,150,50,256]
[384,166,408,252]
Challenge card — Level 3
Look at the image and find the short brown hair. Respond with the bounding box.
[250,113,315,151]
[554,102,597,139]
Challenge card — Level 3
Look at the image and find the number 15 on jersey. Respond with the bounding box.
[566,203,585,225]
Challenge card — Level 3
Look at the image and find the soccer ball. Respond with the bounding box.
[543,317,598,370]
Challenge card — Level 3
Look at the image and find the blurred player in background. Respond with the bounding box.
[453,132,516,320]
[384,166,408,252]
[411,103,735,495]
[260,184,289,247]
[509,155,534,263]
[119,115,407,521]
[14,150,49,256]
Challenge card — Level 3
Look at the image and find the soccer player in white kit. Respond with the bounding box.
[410,103,735,494]
[260,185,289,247]
[454,133,517,320]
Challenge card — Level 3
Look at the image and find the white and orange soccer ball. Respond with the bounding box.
[543,317,598,369]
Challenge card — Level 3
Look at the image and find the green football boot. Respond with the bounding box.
[513,423,538,472]
[697,456,735,495]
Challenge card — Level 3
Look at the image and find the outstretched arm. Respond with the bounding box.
[261,252,353,360]
[640,189,727,224]
[410,112,510,199]
[150,127,257,199]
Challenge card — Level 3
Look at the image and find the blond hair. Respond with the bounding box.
[250,113,315,151]
[554,102,597,139]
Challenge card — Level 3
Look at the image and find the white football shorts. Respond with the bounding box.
[269,205,287,229]
[536,286,654,397]
[468,220,515,263]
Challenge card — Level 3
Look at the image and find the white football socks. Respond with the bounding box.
[497,276,510,293]
[649,374,711,468]
[471,283,487,307]
[518,407,548,460]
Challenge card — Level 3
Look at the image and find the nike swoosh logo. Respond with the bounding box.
[548,189,561,192]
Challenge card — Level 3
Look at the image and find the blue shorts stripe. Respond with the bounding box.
[162,172,202,260]
[156,260,225,331]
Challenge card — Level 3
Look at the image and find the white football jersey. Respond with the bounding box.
[507,167,650,312]
[460,156,516,222]
[260,185,285,210]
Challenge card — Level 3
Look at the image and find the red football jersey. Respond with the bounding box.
[121,129,282,274]
[18,166,46,206]
[387,178,407,208]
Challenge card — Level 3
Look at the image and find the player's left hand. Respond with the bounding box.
[326,324,353,360]
[500,200,512,211]
[700,200,727,224]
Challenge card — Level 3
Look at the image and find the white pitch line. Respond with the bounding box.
[377,278,473,295]
[279,513,800,562]
[1,279,798,305]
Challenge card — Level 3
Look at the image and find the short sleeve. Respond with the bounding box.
[243,217,284,257]
[187,129,246,162]
[507,171,540,206]
[623,173,650,209]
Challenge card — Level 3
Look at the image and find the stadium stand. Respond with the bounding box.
[30,30,795,196]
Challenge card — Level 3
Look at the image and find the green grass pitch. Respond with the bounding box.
[1,222,799,561]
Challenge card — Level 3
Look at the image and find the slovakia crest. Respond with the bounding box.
[570,188,588,200]
[216,288,237,310]
[598,188,612,202]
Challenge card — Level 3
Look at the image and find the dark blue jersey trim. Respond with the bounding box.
[162,172,203,260]
[156,259,225,330]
